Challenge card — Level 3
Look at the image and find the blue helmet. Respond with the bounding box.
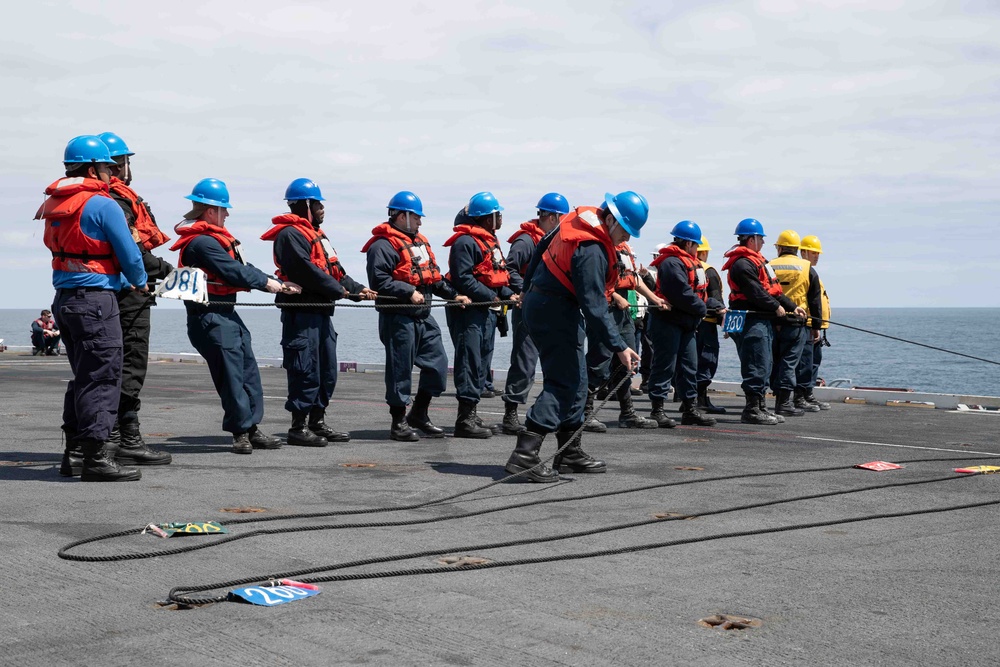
[670,220,703,244]
[97,132,134,157]
[734,218,766,237]
[603,191,649,238]
[536,192,569,215]
[467,191,504,217]
[63,135,116,164]
[284,178,325,202]
[185,178,232,209]
[388,191,424,217]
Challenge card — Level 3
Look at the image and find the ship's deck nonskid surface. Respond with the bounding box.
[2,357,998,667]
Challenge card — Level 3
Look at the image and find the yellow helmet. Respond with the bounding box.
[799,235,823,253]
[775,229,801,248]
[697,236,711,252]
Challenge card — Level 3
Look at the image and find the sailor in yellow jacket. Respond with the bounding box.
[798,235,831,410]
[767,230,822,417]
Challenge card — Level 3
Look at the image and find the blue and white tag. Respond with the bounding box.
[722,310,747,334]
[229,585,320,606]
[155,267,208,304]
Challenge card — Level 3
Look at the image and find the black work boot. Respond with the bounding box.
[804,391,831,411]
[232,432,253,454]
[80,439,141,482]
[775,389,805,417]
[583,390,607,433]
[115,422,173,465]
[680,400,717,426]
[472,404,502,435]
[106,421,121,459]
[649,397,677,428]
[454,400,492,439]
[793,388,821,413]
[59,429,82,478]
[741,394,778,425]
[390,405,419,442]
[501,401,526,435]
[618,391,657,429]
[406,390,445,438]
[288,411,328,447]
[697,382,727,414]
[553,429,606,474]
[760,395,785,423]
[504,430,559,483]
[308,407,351,442]
[248,425,283,449]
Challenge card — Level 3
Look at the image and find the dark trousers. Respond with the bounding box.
[695,320,720,386]
[586,305,634,392]
[648,315,698,402]
[812,338,824,387]
[378,312,448,407]
[280,310,337,414]
[638,315,652,383]
[483,320,496,392]
[796,334,815,391]
[770,325,807,393]
[502,306,538,405]
[729,314,773,398]
[187,309,263,435]
[446,306,496,403]
[31,331,60,352]
[523,290,587,433]
[54,289,123,443]
[117,291,153,425]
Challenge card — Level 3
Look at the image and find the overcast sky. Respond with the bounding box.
[3,0,998,308]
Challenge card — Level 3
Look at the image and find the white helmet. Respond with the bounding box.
[651,243,669,258]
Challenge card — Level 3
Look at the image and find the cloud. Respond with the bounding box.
[1,0,998,308]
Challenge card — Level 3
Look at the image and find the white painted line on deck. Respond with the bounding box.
[798,435,1000,457]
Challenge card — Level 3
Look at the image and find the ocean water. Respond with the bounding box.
[1,306,997,397]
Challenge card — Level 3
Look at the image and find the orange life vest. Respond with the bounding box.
[259,214,346,282]
[169,219,249,295]
[34,318,55,332]
[507,220,544,245]
[721,245,784,308]
[36,177,121,275]
[650,244,707,302]
[360,222,442,286]
[540,206,619,299]
[443,224,509,288]
[615,242,639,291]
[108,178,170,251]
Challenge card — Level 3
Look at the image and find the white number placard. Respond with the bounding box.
[155,267,208,303]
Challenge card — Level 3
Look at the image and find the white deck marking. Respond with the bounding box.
[798,435,1000,457]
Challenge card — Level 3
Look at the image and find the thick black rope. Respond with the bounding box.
[825,319,1000,366]
[60,453,998,563]
[59,372,636,562]
[167,472,997,604]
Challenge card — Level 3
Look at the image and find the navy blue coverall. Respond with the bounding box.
[272,226,365,414]
[445,233,514,404]
[180,236,272,435]
[501,228,539,405]
[695,265,725,387]
[523,240,625,434]
[648,255,718,404]
[366,235,459,407]
[726,257,797,398]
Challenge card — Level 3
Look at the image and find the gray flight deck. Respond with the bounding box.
[1,354,998,666]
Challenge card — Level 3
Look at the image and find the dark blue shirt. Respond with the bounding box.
[272,225,365,314]
[179,234,271,311]
[505,235,536,294]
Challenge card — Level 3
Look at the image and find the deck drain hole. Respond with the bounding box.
[220,507,266,513]
[674,466,704,471]
[341,463,377,468]
[435,555,492,567]
[697,614,762,630]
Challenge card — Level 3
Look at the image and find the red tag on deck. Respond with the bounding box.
[855,461,903,471]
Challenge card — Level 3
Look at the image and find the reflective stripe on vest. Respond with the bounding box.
[768,253,811,310]
[361,222,443,286]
